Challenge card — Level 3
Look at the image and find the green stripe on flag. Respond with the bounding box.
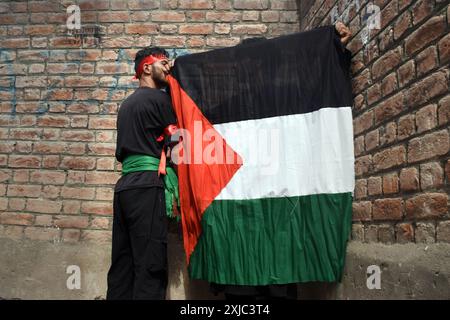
[188,192,353,285]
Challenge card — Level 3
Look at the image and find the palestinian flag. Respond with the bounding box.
[167,26,354,285]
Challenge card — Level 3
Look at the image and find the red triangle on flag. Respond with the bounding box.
[167,75,243,264]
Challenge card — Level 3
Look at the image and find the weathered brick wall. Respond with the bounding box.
[301,0,449,244]
[0,1,300,244]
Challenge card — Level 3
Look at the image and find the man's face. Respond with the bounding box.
[148,58,171,87]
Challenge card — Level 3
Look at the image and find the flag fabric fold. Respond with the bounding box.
[168,25,354,285]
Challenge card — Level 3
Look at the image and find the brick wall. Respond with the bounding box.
[301,0,449,244]
[0,1,300,243]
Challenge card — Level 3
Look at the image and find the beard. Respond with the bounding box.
[152,65,169,88]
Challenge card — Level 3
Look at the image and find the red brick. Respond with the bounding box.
[368,176,382,196]
[102,37,135,48]
[34,215,53,227]
[383,173,399,194]
[91,217,110,229]
[67,103,99,114]
[234,0,268,9]
[438,95,450,126]
[420,162,444,190]
[400,167,419,191]
[352,68,370,94]
[412,0,434,25]
[353,110,373,135]
[42,156,60,169]
[30,170,66,185]
[206,37,241,47]
[88,117,117,129]
[13,170,29,183]
[379,122,397,146]
[61,157,96,170]
[408,130,449,163]
[8,156,41,169]
[85,172,120,185]
[381,73,398,97]
[232,24,268,35]
[394,10,411,40]
[0,212,34,226]
[405,193,448,219]
[125,23,159,35]
[406,71,448,108]
[270,0,296,9]
[152,11,185,22]
[15,142,33,153]
[416,46,437,76]
[186,11,206,21]
[355,155,372,177]
[62,200,81,214]
[54,215,89,229]
[36,115,70,128]
[96,187,114,201]
[372,47,402,80]
[373,198,403,220]
[354,179,367,199]
[215,24,231,34]
[0,38,29,48]
[81,201,113,215]
[10,128,42,140]
[405,16,446,56]
[262,11,279,22]
[179,24,213,35]
[63,143,84,156]
[365,129,379,151]
[206,11,241,22]
[0,225,24,240]
[373,145,406,171]
[61,130,95,142]
[46,88,73,100]
[24,226,60,241]
[354,136,365,157]
[42,185,61,199]
[215,0,232,9]
[96,62,129,74]
[352,201,372,221]
[396,223,414,243]
[78,0,109,11]
[179,0,213,9]
[415,104,437,133]
[24,25,55,36]
[374,92,404,125]
[65,76,98,87]
[438,33,450,65]
[87,143,115,156]
[397,114,415,140]
[61,186,95,200]
[16,76,47,88]
[26,199,62,213]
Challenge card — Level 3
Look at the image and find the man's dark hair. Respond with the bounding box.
[134,47,169,74]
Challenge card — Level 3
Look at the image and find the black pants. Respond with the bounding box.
[107,187,168,300]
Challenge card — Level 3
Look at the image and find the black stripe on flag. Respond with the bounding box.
[171,26,353,125]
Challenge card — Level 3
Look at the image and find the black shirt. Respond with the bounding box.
[115,87,177,192]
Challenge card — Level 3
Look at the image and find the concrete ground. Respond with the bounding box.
[0,231,449,300]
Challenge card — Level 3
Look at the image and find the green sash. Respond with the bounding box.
[122,154,180,219]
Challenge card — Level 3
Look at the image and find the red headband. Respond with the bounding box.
[133,54,167,80]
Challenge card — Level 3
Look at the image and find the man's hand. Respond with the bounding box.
[335,21,351,45]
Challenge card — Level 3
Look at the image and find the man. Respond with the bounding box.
[107,47,177,300]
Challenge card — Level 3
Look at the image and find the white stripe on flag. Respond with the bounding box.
[213,107,355,200]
